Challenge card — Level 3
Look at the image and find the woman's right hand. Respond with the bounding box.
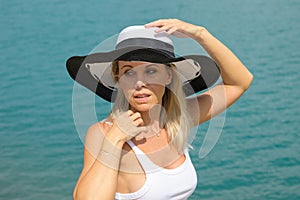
[73,111,146,200]
[110,110,148,142]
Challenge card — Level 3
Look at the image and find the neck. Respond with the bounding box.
[129,105,167,139]
[140,110,160,126]
[140,110,162,138]
[131,105,163,127]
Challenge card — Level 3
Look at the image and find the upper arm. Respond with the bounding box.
[73,122,108,198]
[187,82,246,125]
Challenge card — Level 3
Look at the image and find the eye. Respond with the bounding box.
[124,69,135,76]
[145,68,157,75]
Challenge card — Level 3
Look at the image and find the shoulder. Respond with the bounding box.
[84,119,112,150]
[86,119,112,137]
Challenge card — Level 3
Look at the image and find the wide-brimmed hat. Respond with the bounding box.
[66,26,220,102]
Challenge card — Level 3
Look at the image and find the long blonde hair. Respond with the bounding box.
[111,61,192,153]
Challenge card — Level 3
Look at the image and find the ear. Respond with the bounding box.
[165,67,173,85]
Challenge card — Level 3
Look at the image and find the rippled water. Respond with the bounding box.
[1,0,299,199]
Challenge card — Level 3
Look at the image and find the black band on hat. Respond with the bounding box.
[115,48,177,63]
[116,38,174,53]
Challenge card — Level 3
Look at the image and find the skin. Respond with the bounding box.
[117,61,172,123]
[73,19,254,200]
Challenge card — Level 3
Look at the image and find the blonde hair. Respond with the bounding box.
[111,61,192,153]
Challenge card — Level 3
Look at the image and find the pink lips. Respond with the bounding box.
[133,93,151,103]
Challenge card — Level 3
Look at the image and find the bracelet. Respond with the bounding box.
[97,139,122,170]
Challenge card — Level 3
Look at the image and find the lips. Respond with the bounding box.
[134,93,151,98]
[133,92,151,103]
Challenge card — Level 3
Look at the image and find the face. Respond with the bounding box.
[117,61,172,112]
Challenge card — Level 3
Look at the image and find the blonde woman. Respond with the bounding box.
[66,19,253,200]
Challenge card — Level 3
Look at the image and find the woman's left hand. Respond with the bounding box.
[145,18,205,39]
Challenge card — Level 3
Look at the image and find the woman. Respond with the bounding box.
[66,19,253,200]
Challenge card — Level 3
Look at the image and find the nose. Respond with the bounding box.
[134,80,146,89]
[134,71,148,89]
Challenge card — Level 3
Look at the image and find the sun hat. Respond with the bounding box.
[66,25,220,102]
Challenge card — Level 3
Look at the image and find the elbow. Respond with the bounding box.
[240,72,254,92]
[73,188,89,200]
[73,194,92,200]
[73,190,105,200]
[73,185,82,200]
[245,73,254,91]
[73,191,82,200]
[73,187,77,200]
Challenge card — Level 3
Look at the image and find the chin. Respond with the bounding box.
[130,100,162,112]
[130,103,153,112]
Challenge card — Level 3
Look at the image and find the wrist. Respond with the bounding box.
[193,26,208,42]
[98,137,123,169]
[105,127,126,149]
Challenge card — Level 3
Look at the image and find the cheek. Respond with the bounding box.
[121,87,135,100]
[151,85,166,100]
[119,80,132,92]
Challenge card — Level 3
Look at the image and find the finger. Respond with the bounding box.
[134,126,149,140]
[135,126,148,140]
[132,118,144,127]
[144,20,163,28]
[145,19,170,28]
[166,27,179,35]
[137,126,148,133]
[126,110,134,116]
[154,25,173,33]
[129,125,147,138]
[130,112,142,121]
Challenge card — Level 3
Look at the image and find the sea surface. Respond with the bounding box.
[1,0,299,199]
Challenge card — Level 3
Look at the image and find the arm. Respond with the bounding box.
[73,111,146,200]
[73,123,124,200]
[145,19,254,124]
[193,28,253,123]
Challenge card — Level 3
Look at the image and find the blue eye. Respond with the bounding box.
[146,68,157,75]
[124,69,135,76]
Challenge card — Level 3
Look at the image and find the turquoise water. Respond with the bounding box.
[1,0,299,199]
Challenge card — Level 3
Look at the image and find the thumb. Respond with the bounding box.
[138,126,148,132]
[134,126,149,140]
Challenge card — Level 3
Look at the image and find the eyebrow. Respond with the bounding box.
[120,65,133,69]
[119,63,163,74]
[119,65,133,72]
[120,63,161,68]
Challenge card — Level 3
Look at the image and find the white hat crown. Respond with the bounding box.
[116,25,174,47]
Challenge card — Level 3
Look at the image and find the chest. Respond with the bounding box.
[115,152,197,199]
[116,143,187,194]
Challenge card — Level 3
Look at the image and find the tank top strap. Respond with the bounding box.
[127,140,144,154]
[127,140,159,173]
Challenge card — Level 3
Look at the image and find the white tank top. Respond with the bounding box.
[115,140,197,200]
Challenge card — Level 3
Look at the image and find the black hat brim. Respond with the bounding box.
[66,47,220,102]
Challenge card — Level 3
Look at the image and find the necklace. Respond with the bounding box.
[104,119,162,139]
[146,124,162,138]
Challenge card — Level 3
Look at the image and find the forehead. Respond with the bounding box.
[118,61,163,67]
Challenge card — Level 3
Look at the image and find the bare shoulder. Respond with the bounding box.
[85,120,112,139]
[73,120,112,197]
[84,120,112,157]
